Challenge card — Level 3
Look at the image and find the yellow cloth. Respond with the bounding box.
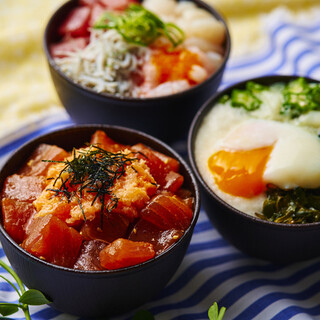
[0,0,319,138]
[0,0,65,138]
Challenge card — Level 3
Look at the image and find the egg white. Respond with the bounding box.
[194,90,320,216]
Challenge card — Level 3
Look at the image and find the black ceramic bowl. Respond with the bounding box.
[188,75,320,264]
[43,0,230,143]
[0,125,200,317]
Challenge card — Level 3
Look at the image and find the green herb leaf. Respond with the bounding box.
[257,185,320,224]
[208,302,226,320]
[132,310,155,320]
[19,289,51,306]
[0,303,19,316]
[94,4,184,48]
[0,260,50,320]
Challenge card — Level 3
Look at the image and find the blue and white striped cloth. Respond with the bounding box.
[1,11,320,320]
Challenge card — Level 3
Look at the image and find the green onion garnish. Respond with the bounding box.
[94,4,185,48]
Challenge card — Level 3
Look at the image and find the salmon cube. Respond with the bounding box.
[140,194,193,230]
[1,198,36,244]
[80,213,130,243]
[22,215,83,268]
[132,143,180,189]
[19,144,69,177]
[2,175,46,202]
[90,130,128,152]
[99,238,155,270]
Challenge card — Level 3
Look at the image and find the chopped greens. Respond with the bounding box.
[224,77,320,118]
[280,77,320,118]
[94,4,185,48]
[222,81,267,111]
[256,185,320,224]
[0,260,51,319]
[231,89,262,111]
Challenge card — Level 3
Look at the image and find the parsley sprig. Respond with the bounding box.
[0,260,51,319]
[94,4,185,48]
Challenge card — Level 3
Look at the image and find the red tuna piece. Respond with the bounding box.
[1,198,36,244]
[19,143,69,176]
[140,193,193,230]
[2,175,46,202]
[74,240,107,271]
[22,214,83,268]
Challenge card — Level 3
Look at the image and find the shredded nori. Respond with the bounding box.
[43,144,139,222]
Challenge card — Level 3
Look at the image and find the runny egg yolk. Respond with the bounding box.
[208,146,274,198]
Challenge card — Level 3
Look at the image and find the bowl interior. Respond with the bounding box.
[43,0,231,102]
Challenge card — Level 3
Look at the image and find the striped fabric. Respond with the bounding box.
[1,7,320,320]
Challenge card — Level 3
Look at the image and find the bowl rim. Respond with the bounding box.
[0,124,200,275]
[188,74,320,230]
[42,0,231,103]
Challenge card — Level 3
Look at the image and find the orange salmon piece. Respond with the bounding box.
[19,144,69,177]
[2,175,46,202]
[1,198,36,244]
[22,214,83,268]
[99,238,155,270]
[141,194,193,230]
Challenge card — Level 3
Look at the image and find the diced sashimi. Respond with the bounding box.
[59,6,91,37]
[89,3,105,27]
[19,144,69,176]
[132,143,179,173]
[131,143,183,191]
[129,219,184,255]
[99,0,138,10]
[74,240,107,271]
[1,198,36,244]
[1,175,46,202]
[140,194,193,230]
[99,238,155,270]
[80,213,130,243]
[163,171,184,193]
[22,215,83,268]
[50,37,89,58]
[79,0,99,6]
[90,130,127,152]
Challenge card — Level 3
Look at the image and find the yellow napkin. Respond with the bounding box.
[0,0,65,138]
[0,0,319,139]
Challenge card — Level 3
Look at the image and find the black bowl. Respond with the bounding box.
[188,75,320,264]
[43,0,230,143]
[0,125,200,317]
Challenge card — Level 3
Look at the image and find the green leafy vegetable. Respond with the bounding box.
[256,184,320,224]
[0,260,51,319]
[94,4,185,48]
[280,77,320,118]
[208,302,226,320]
